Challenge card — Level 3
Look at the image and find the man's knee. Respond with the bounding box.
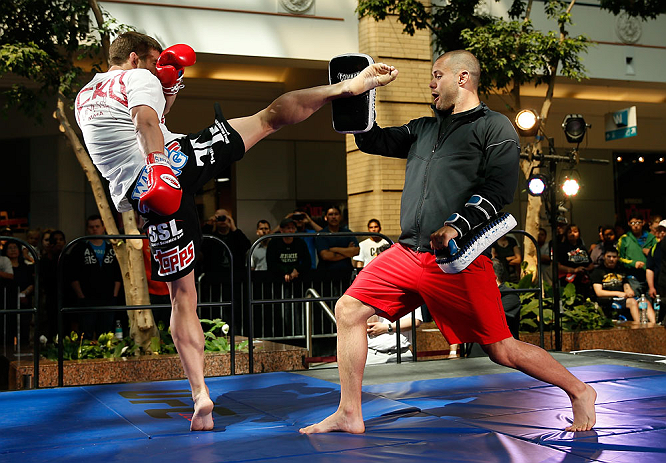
[481,337,516,365]
[335,295,373,325]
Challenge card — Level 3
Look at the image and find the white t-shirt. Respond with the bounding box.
[354,238,390,267]
[75,69,166,212]
[367,307,423,352]
[0,256,13,275]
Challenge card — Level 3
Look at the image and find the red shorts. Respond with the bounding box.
[346,244,512,345]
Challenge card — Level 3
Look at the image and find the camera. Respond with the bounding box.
[216,215,227,222]
[292,213,305,220]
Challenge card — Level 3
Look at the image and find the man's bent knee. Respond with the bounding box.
[335,295,375,325]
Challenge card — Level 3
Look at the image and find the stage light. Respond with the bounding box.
[561,177,580,196]
[527,173,548,196]
[616,156,622,162]
[562,114,588,144]
[515,109,539,137]
[638,156,645,163]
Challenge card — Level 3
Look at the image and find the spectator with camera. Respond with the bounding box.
[289,209,322,270]
[199,209,251,326]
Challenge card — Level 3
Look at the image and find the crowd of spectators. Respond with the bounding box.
[3,207,664,349]
[497,213,665,324]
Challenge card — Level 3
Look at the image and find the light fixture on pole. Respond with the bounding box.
[515,109,540,137]
[562,114,589,144]
[526,165,548,197]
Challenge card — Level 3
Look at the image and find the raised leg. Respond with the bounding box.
[167,271,214,431]
[299,295,375,434]
[482,337,596,432]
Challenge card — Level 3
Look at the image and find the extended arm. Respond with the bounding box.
[228,63,398,152]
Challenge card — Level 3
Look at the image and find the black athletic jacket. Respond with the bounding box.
[355,103,520,252]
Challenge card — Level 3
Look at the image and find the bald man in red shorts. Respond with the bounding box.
[300,50,596,435]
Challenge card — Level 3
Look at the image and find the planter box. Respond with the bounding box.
[415,321,666,358]
[8,340,307,390]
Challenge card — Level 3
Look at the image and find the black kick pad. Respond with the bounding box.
[329,53,375,134]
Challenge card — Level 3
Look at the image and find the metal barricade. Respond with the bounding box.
[56,234,235,387]
[246,231,396,372]
[0,236,40,388]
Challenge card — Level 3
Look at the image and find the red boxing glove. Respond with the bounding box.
[139,151,182,216]
[155,44,196,95]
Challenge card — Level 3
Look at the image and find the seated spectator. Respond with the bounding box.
[366,307,423,365]
[647,219,666,322]
[251,220,271,271]
[69,215,122,338]
[649,215,663,236]
[315,206,359,282]
[267,218,311,283]
[618,214,656,295]
[354,218,390,268]
[589,224,617,267]
[591,247,654,322]
[491,234,522,284]
[557,224,594,298]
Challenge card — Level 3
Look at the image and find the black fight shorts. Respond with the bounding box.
[127,103,245,282]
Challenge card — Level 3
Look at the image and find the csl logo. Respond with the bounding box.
[160,174,180,190]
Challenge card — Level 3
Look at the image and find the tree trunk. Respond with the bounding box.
[55,95,157,351]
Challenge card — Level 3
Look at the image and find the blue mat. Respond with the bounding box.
[1,365,665,462]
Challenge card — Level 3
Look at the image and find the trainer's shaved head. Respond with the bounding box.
[435,50,480,90]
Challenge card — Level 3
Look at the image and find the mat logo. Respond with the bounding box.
[118,390,236,420]
[154,240,195,276]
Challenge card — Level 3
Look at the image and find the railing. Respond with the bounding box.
[0,236,40,388]
[56,234,235,386]
[246,231,395,372]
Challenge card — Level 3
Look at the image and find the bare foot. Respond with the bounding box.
[299,409,365,434]
[565,383,597,432]
[190,393,214,431]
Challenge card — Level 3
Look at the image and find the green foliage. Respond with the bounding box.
[42,330,138,361]
[200,318,250,353]
[517,279,614,333]
[599,0,666,19]
[42,318,249,360]
[357,0,663,103]
[0,0,132,121]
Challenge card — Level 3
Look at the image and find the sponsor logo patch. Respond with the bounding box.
[160,173,180,189]
[154,240,195,276]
